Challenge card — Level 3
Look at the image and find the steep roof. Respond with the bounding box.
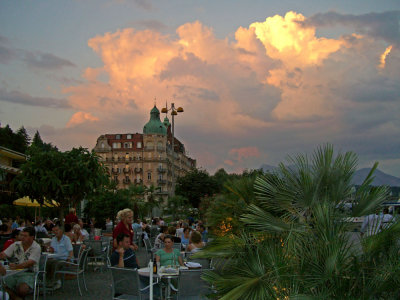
[143,105,167,135]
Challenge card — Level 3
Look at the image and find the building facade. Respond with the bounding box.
[0,146,27,203]
[93,105,196,199]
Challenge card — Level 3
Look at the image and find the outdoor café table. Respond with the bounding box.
[1,265,27,298]
[139,266,189,299]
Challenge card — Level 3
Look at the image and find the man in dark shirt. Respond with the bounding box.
[110,233,139,269]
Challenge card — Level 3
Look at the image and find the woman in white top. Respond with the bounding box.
[186,231,205,253]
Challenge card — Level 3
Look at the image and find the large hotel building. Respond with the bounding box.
[93,105,196,199]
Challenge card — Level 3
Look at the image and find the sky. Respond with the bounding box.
[1,0,399,176]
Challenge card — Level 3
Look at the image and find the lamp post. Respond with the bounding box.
[161,103,183,197]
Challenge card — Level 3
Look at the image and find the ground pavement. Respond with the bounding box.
[27,245,150,300]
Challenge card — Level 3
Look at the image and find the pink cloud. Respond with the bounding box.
[229,146,261,163]
[66,111,99,128]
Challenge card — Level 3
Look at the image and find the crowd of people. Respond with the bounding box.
[0,208,210,299]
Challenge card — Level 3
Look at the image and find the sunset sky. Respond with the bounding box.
[1,0,399,175]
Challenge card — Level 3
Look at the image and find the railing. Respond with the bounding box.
[112,168,119,174]
[134,179,143,184]
[123,178,131,184]
[134,168,142,173]
[145,146,154,151]
[157,179,166,185]
[123,168,131,174]
[157,167,166,173]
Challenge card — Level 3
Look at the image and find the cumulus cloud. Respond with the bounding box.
[58,11,400,173]
[0,88,71,108]
[304,11,400,46]
[66,111,99,128]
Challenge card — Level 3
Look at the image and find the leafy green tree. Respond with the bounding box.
[199,144,398,299]
[165,195,190,220]
[175,168,219,208]
[28,131,58,154]
[13,147,109,222]
[0,124,30,153]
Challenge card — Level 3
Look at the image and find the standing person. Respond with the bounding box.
[0,227,41,300]
[112,209,138,250]
[155,235,183,267]
[64,208,78,225]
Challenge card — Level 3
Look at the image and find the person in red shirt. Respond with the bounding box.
[112,208,138,251]
[65,208,79,225]
[2,229,21,251]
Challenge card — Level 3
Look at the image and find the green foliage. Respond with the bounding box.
[165,195,190,220]
[13,147,110,214]
[175,168,219,208]
[200,144,398,299]
[0,124,30,153]
[28,131,58,154]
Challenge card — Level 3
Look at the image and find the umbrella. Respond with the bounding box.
[13,196,59,207]
[13,196,60,222]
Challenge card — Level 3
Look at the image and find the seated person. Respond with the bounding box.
[0,227,41,300]
[155,235,183,267]
[167,227,181,243]
[2,229,21,251]
[46,225,74,288]
[187,231,205,253]
[154,226,168,249]
[64,223,75,243]
[110,233,139,269]
[0,263,10,300]
[49,225,74,261]
[181,227,191,249]
[196,224,208,243]
[77,219,89,240]
[72,224,85,243]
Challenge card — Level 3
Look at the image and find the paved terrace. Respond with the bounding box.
[27,246,150,300]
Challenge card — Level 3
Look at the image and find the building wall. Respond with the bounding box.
[93,132,196,200]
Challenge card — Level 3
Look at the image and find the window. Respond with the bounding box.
[112,142,121,149]
[147,172,152,180]
[127,134,132,139]
[116,134,121,139]
[101,142,104,148]
[158,174,163,180]
[137,142,142,148]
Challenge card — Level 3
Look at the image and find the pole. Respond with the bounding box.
[171,103,175,197]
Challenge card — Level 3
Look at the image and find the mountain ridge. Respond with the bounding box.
[260,164,400,187]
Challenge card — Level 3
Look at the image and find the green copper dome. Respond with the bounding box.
[163,116,171,129]
[143,105,167,135]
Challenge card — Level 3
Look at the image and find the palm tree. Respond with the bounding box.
[199,144,400,299]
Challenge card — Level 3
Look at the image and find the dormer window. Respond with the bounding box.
[116,134,121,139]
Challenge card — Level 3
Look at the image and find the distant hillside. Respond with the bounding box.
[260,164,400,187]
[352,168,400,187]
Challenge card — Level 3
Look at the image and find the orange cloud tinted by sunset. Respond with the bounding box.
[229,146,261,162]
[66,111,99,128]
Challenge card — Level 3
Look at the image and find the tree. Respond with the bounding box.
[28,131,58,153]
[13,147,110,222]
[175,169,219,208]
[0,124,30,153]
[199,144,399,299]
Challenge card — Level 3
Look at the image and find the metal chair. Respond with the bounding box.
[72,243,82,263]
[176,269,212,300]
[84,240,108,271]
[109,267,148,300]
[33,253,48,300]
[55,247,91,296]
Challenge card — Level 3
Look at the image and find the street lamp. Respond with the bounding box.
[161,103,184,196]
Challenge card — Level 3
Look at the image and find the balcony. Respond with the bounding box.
[157,146,165,152]
[134,179,143,185]
[134,168,142,173]
[114,178,119,184]
[123,168,131,174]
[123,178,131,184]
[118,157,124,162]
[157,179,166,185]
[157,167,166,173]
[145,146,154,151]
[112,168,119,174]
